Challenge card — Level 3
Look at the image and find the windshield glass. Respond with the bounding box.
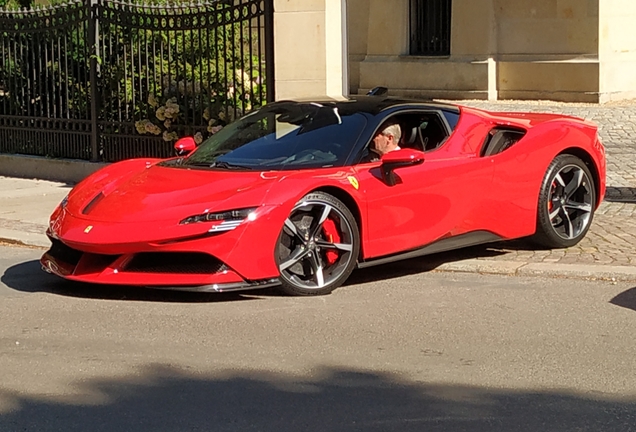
[180,102,367,170]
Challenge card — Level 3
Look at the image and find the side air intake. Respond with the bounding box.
[481,127,527,157]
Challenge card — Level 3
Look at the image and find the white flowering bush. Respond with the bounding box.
[134,86,237,143]
[109,14,265,145]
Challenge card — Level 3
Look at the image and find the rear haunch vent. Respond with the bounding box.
[82,192,105,215]
[481,128,527,157]
[124,252,224,274]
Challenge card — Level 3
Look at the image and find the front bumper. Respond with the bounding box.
[45,202,290,283]
[41,238,280,292]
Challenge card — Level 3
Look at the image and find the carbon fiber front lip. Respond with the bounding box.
[144,278,281,293]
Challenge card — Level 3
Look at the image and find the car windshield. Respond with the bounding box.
[180,102,367,170]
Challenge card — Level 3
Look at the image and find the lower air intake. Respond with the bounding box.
[49,238,83,265]
[124,252,224,274]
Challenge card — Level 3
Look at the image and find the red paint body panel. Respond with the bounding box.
[41,101,606,290]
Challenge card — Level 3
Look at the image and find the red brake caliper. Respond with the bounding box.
[548,181,555,212]
[321,219,341,265]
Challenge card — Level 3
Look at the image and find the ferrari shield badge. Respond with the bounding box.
[347,176,359,190]
[84,225,93,234]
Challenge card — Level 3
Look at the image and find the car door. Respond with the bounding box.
[352,114,494,259]
[479,126,552,239]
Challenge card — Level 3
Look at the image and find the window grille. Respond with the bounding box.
[410,0,452,56]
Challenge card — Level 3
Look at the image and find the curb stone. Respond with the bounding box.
[0,229,49,249]
[435,259,636,282]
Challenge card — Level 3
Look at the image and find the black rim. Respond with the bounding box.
[277,200,355,290]
[548,164,594,240]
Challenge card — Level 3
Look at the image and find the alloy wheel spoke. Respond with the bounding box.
[564,169,584,198]
[564,201,592,213]
[308,252,325,287]
[310,204,333,238]
[316,239,353,252]
[549,203,563,221]
[561,207,575,238]
[554,173,566,187]
[284,218,307,245]
[279,247,309,271]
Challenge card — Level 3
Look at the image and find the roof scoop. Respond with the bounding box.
[367,86,388,96]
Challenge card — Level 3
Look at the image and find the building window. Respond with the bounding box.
[410,0,452,56]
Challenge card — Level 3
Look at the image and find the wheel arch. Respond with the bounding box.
[558,147,602,208]
[310,186,364,258]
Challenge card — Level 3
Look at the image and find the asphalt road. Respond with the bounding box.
[1,245,636,432]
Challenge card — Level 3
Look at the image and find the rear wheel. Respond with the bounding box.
[533,154,596,248]
[275,192,360,296]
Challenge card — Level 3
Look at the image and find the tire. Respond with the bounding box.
[533,154,596,248]
[275,192,360,296]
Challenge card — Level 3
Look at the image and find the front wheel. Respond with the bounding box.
[533,154,596,248]
[275,192,360,296]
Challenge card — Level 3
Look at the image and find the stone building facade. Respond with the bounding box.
[274,0,636,103]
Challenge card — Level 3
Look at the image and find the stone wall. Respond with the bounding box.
[346,0,635,103]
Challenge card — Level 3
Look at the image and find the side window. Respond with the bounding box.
[415,114,449,151]
[399,113,449,152]
[355,112,451,164]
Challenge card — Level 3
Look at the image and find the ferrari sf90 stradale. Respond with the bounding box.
[42,94,606,295]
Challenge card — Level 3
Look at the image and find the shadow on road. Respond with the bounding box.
[2,238,539,300]
[1,364,635,432]
[605,186,636,204]
[346,242,518,286]
[610,287,636,312]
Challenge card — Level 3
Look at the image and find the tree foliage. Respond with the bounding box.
[1,0,267,150]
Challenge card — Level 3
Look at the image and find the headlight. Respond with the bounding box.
[180,207,257,226]
[60,195,69,209]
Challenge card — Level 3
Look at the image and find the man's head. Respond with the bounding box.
[373,122,402,155]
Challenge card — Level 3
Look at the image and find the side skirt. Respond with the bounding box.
[357,231,503,269]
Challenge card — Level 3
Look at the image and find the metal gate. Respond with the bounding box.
[0,0,274,162]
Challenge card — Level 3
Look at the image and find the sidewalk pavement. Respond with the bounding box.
[0,177,70,248]
[0,99,635,282]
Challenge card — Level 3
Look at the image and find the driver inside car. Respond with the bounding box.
[360,121,402,163]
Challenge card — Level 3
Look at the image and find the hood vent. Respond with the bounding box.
[82,192,105,215]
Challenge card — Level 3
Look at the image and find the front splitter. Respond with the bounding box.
[143,278,281,293]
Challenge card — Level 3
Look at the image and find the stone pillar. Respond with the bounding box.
[599,0,636,102]
[273,0,348,100]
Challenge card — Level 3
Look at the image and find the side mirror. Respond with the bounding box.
[174,136,197,156]
[381,149,425,186]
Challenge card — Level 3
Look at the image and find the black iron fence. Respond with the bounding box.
[0,0,274,162]
[410,0,452,56]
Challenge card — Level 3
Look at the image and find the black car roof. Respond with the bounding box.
[269,95,461,116]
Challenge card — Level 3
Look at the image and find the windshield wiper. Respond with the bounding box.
[184,161,214,168]
[182,160,252,170]
[210,161,252,170]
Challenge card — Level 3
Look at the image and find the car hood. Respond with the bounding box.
[69,164,281,223]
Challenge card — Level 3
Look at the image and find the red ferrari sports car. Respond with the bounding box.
[41,94,606,296]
